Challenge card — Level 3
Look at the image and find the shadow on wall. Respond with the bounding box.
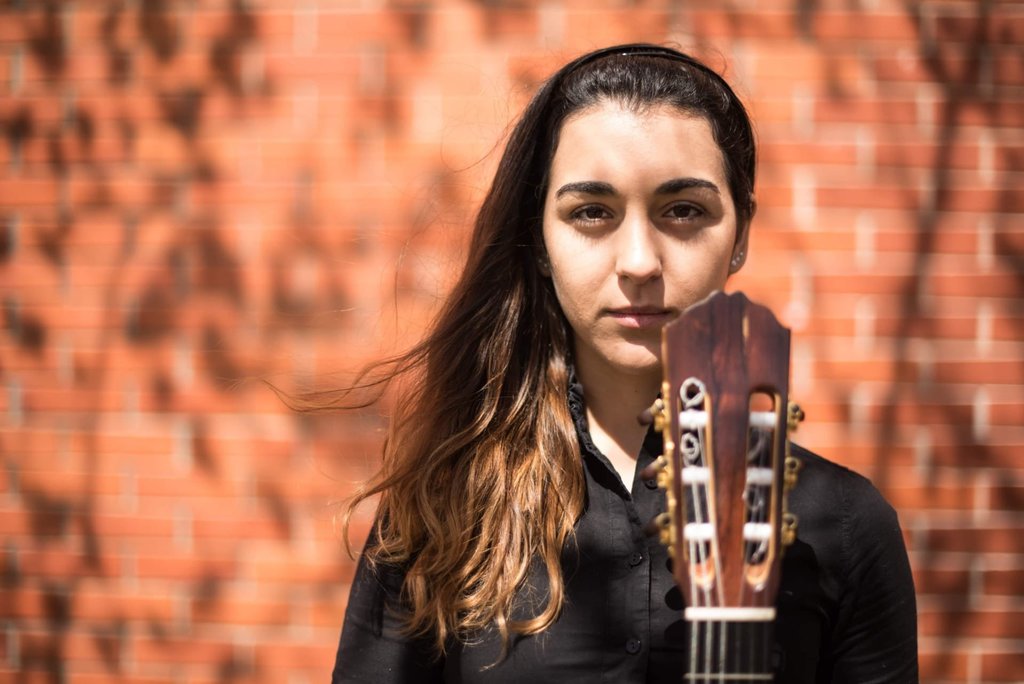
[869,0,1023,489]
[880,2,1023,676]
[2,0,1022,682]
[0,1,324,680]
[791,1,1023,679]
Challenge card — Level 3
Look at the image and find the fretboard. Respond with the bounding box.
[683,616,775,681]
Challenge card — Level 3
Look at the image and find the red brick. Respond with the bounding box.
[932,360,1024,385]
[912,565,971,596]
[190,515,292,541]
[953,99,1024,128]
[191,595,291,626]
[981,651,1024,681]
[812,12,921,42]
[254,641,336,671]
[886,482,979,512]
[134,554,239,582]
[993,53,1024,86]
[688,10,799,41]
[74,586,177,622]
[759,140,859,166]
[933,15,991,44]
[814,98,920,126]
[816,186,923,212]
[986,11,1024,45]
[132,635,236,665]
[983,568,1024,597]
[15,628,128,667]
[919,606,1024,639]
[874,141,982,170]
[15,549,119,581]
[923,527,1022,554]
[919,648,970,682]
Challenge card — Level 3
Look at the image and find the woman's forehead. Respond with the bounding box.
[549,103,728,187]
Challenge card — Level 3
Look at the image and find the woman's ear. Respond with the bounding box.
[729,209,753,275]
[537,252,551,277]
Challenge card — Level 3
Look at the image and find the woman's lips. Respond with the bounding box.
[606,308,675,329]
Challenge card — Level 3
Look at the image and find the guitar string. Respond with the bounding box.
[743,423,767,678]
[683,401,710,682]
[744,423,763,679]
[708,415,727,684]
[701,415,715,683]
[686,380,745,683]
[745,421,761,679]
[679,381,704,683]
[686,420,703,682]
[698,415,715,683]
[692,415,779,681]
[684,378,708,684]
[746,423,777,678]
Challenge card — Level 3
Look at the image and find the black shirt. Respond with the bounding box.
[332,379,919,682]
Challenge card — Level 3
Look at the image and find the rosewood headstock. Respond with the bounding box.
[645,291,803,674]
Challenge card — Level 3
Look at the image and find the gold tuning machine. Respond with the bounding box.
[639,397,668,433]
[784,454,802,492]
[781,512,799,547]
[639,455,669,488]
[781,402,804,548]
[652,512,673,554]
[787,401,805,433]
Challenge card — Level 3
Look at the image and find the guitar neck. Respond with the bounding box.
[685,616,775,681]
[645,291,802,683]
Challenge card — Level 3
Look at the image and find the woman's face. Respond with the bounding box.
[541,101,748,383]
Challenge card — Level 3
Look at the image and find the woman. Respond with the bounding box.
[331,44,918,683]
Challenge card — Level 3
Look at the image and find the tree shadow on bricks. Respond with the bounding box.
[0,0,311,681]
[875,1,1022,680]
[711,2,1023,681]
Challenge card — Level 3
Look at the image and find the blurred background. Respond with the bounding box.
[1,0,1021,682]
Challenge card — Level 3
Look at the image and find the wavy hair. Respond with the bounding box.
[341,43,757,656]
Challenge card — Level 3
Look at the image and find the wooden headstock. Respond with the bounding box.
[645,291,802,675]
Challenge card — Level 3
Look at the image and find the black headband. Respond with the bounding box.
[556,43,738,97]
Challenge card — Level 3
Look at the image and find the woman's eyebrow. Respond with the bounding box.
[554,180,616,198]
[554,178,720,199]
[655,177,721,195]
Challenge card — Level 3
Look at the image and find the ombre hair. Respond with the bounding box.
[342,43,757,656]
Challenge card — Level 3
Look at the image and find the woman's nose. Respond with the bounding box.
[615,213,662,283]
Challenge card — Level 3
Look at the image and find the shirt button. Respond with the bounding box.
[625,638,642,655]
[644,478,658,490]
[629,551,643,567]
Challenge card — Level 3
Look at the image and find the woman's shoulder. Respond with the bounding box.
[788,443,900,522]
[780,448,918,681]
[785,443,907,577]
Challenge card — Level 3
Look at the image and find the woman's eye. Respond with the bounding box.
[569,205,611,223]
[666,203,704,221]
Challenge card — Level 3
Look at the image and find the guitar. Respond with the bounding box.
[643,291,803,681]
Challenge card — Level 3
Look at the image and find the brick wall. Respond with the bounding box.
[1,0,1021,682]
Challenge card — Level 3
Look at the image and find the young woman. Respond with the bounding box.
[331,44,918,683]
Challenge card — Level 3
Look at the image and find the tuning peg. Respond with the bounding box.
[643,513,665,538]
[784,455,802,492]
[639,455,668,482]
[787,402,805,433]
[782,512,799,547]
[638,398,667,432]
[644,512,673,550]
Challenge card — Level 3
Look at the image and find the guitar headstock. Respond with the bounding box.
[647,291,802,623]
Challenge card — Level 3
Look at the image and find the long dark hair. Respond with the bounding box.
[343,43,757,655]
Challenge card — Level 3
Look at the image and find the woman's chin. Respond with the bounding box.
[597,349,662,380]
